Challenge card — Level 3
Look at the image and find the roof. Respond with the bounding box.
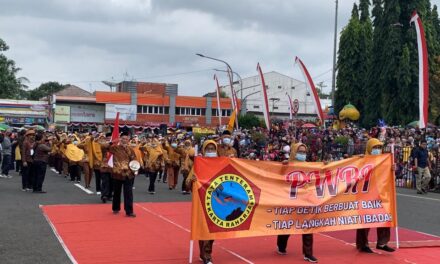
[55,85,93,97]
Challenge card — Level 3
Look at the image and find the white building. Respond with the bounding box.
[221,71,331,120]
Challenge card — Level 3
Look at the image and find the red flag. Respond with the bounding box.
[295,57,324,123]
[411,11,429,129]
[214,74,222,126]
[257,63,271,130]
[107,112,120,167]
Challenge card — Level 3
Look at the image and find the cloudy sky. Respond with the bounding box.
[1,0,439,96]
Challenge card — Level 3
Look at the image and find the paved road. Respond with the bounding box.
[0,169,439,264]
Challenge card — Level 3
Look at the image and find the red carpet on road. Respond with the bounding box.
[41,202,440,264]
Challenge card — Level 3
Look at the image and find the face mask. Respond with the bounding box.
[171,143,177,148]
[151,144,157,148]
[295,153,307,162]
[73,141,78,145]
[130,144,137,147]
[223,138,231,145]
[371,149,382,155]
[239,139,246,146]
[205,152,217,158]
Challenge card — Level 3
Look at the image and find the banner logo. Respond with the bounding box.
[198,165,261,232]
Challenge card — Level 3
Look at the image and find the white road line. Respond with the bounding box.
[74,183,94,194]
[397,193,440,202]
[135,203,254,264]
[40,205,78,264]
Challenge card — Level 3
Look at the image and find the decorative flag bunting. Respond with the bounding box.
[107,112,120,168]
[410,11,429,129]
[295,57,324,123]
[214,74,222,126]
[257,63,271,130]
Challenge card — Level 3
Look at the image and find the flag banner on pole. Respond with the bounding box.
[256,63,271,130]
[286,93,294,120]
[411,11,429,129]
[233,89,239,129]
[226,109,237,132]
[226,69,237,112]
[295,57,324,123]
[214,74,222,126]
[107,112,120,168]
[190,154,397,240]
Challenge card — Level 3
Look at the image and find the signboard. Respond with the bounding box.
[105,104,136,121]
[293,99,299,114]
[54,105,70,123]
[70,105,105,123]
[193,127,216,134]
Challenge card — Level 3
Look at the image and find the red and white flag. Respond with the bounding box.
[107,112,120,168]
[286,93,294,120]
[295,57,324,123]
[214,74,222,126]
[411,11,429,129]
[226,69,239,129]
[257,63,271,130]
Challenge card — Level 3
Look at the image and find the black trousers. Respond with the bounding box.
[356,228,391,249]
[69,165,81,181]
[277,234,313,256]
[15,160,22,173]
[147,171,157,192]
[1,155,11,175]
[33,161,47,191]
[112,178,134,215]
[22,162,34,189]
[94,169,102,192]
[101,172,113,199]
[181,171,189,192]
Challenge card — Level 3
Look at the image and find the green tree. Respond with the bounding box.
[363,0,384,127]
[334,4,362,114]
[28,82,65,100]
[0,38,27,99]
[238,114,261,129]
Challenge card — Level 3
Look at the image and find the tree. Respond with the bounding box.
[334,4,362,114]
[28,82,65,100]
[0,38,27,99]
[238,114,261,129]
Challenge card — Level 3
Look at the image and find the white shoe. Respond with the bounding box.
[0,174,6,178]
[7,175,12,179]
[96,192,101,195]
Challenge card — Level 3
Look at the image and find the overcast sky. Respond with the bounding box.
[1,0,439,96]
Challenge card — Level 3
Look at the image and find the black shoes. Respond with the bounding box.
[101,197,107,203]
[376,244,395,252]
[360,246,374,253]
[304,255,318,263]
[277,248,287,255]
[126,213,136,218]
[33,190,47,193]
[112,210,119,214]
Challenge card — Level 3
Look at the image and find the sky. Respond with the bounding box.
[1,0,440,96]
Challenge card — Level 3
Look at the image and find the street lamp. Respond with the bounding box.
[242,91,261,115]
[331,0,338,108]
[196,53,239,129]
[213,68,243,100]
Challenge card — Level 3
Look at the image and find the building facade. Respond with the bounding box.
[221,71,331,120]
[0,99,48,127]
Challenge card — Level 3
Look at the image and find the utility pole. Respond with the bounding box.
[331,0,338,107]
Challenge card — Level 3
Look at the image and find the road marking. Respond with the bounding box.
[135,203,254,264]
[40,205,78,264]
[74,183,94,194]
[397,193,440,202]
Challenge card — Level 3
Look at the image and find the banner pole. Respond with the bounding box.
[391,144,400,249]
[189,240,194,263]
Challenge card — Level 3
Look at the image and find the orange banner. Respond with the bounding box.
[190,154,397,240]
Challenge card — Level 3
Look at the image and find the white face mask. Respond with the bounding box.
[171,143,178,148]
[371,149,382,155]
[223,138,231,145]
[205,152,217,158]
